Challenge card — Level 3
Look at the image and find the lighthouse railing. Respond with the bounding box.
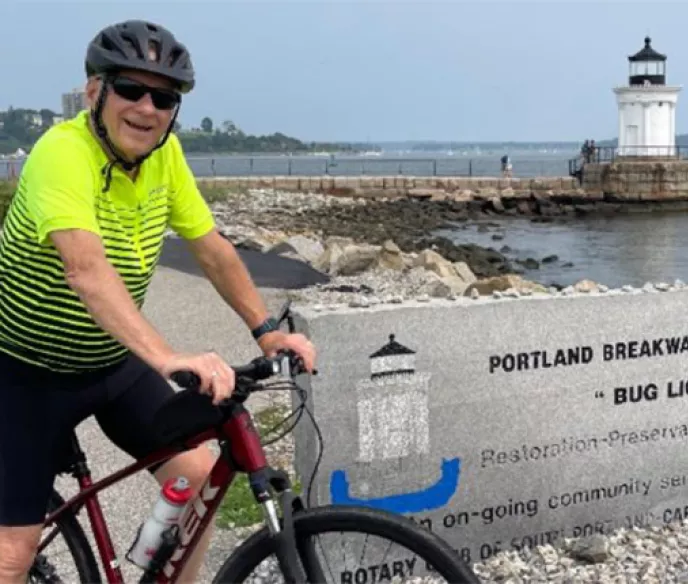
[568,145,688,179]
[593,145,688,162]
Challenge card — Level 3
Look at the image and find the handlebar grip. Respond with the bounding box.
[170,351,316,390]
[232,356,279,380]
[170,370,201,390]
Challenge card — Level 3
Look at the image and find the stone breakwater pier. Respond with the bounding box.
[198,175,580,200]
[582,159,688,200]
[197,173,688,218]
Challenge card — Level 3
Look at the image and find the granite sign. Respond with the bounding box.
[290,290,688,576]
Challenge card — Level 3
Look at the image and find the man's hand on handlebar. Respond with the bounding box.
[256,330,316,373]
[160,351,235,405]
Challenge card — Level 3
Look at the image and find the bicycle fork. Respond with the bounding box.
[248,466,326,583]
[225,403,326,583]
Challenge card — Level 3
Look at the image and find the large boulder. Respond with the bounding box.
[465,274,547,296]
[411,251,477,297]
[269,235,325,264]
[313,240,380,276]
[227,226,288,252]
[453,261,477,285]
[412,237,512,278]
[574,279,598,293]
[314,237,416,276]
[413,249,456,278]
[377,239,405,271]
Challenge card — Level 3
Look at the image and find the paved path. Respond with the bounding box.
[53,254,296,582]
[159,235,330,289]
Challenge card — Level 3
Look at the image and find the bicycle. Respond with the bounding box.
[31,300,481,583]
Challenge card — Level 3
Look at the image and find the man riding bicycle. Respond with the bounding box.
[0,20,316,583]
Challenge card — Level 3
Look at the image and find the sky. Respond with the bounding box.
[3,0,688,143]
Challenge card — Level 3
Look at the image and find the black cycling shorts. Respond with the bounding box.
[0,350,176,526]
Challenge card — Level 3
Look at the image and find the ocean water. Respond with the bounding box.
[0,151,576,180]
[435,212,688,289]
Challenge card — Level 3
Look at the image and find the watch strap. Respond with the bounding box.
[251,316,279,340]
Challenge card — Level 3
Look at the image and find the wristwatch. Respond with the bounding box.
[251,316,279,340]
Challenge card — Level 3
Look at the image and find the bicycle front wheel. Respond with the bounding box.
[213,505,480,583]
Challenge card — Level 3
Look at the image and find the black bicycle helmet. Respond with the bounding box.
[85,20,194,191]
[85,20,195,93]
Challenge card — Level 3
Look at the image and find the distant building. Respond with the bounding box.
[613,37,681,157]
[62,89,87,119]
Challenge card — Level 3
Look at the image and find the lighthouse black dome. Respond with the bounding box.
[628,37,667,86]
[629,37,667,62]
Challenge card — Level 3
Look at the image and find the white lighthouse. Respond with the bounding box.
[355,334,431,464]
[613,37,681,157]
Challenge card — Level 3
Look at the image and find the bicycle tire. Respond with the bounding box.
[31,489,101,583]
[213,505,480,583]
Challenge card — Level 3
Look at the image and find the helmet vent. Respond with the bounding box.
[120,33,144,60]
[167,47,181,67]
[148,39,161,63]
[100,33,123,57]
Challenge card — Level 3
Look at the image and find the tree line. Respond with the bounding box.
[0,108,362,155]
[0,108,59,154]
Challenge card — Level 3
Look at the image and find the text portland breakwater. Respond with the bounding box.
[488,334,688,374]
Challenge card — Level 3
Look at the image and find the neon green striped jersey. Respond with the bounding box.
[0,110,215,372]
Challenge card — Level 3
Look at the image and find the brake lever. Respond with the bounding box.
[275,351,318,377]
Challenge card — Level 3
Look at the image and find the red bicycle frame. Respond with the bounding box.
[44,405,267,584]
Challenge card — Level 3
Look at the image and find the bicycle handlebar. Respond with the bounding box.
[169,350,311,395]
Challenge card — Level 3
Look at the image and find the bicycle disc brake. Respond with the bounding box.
[29,554,63,583]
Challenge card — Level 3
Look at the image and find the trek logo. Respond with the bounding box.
[161,476,222,578]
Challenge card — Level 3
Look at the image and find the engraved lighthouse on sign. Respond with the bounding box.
[329,334,461,515]
[356,334,430,462]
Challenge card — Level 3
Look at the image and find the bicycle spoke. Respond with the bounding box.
[312,533,335,581]
[235,531,452,583]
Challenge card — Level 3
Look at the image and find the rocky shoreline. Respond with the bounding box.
[207,186,688,282]
[207,187,608,305]
[212,189,517,277]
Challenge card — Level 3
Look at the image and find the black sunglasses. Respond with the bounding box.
[109,77,180,111]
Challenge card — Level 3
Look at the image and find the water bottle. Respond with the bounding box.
[126,476,194,569]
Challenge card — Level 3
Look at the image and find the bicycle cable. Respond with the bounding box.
[251,377,324,508]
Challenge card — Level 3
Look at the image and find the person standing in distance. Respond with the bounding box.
[0,20,316,583]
